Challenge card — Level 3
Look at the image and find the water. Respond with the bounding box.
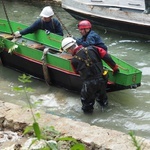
[0,0,150,140]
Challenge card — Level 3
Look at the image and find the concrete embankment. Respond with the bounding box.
[0,100,150,149]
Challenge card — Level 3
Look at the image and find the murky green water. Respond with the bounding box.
[0,0,150,140]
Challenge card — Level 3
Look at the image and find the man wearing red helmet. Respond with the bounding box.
[76,20,107,51]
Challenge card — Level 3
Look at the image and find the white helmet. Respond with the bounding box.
[61,37,76,52]
[40,6,54,17]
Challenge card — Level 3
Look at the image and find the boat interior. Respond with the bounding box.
[0,33,73,60]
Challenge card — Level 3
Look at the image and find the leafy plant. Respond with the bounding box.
[13,74,42,141]
[13,74,86,150]
[129,131,144,150]
[57,136,86,150]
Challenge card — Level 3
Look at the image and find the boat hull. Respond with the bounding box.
[64,8,150,38]
[1,49,138,93]
[0,48,82,92]
[62,0,150,38]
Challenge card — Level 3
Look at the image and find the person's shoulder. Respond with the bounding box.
[34,18,42,24]
[52,18,59,22]
[88,30,98,37]
[90,30,99,35]
[52,18,61,25]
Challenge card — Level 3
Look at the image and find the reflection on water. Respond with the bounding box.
[0,1,150,140]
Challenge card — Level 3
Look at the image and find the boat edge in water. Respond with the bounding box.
[61,0,150,39]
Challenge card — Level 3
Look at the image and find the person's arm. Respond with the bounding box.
[76,36,96,47]
[20,19,41,35]
[96,47,119,74]
[71,59,79,74]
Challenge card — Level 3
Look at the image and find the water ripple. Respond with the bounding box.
[119,40,139,43]
[124,121,150,131]
[140,67,150,75]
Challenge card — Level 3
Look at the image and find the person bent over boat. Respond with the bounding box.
[61,37,119,113]
[75,20,107,51]
[14,6,63,37]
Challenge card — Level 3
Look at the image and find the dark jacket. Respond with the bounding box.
[76,30,107,51]
[20,18,63,36]
[71,45,117,80]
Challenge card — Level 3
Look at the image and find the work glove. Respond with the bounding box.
[45,30,50,35]
[113,65,119,75]
[14,31,22,38]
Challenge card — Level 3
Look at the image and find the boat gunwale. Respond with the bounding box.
[71,0,145,10]
[62,1,150,26]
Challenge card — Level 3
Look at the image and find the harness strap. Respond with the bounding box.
[74,48,93,67]
[51,18,56,33]
[41,18,55,32]
[74,47,105,80]
[41,19,43,29]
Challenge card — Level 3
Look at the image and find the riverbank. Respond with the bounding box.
[0,100,150,150]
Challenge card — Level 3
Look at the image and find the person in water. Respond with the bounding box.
[14,6,63,37]
[61,37,119,113]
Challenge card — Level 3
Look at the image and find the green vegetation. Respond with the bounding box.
[129,131,145,150]
[12,74,147,150]
[13,74,86,150]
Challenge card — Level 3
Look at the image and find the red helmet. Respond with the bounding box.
[78,20,92,30]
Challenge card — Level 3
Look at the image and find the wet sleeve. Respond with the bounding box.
[97,46,118,70]
[20,19,41,35]
[103,54,118,70]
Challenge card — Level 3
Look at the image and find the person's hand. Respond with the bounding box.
[113,68,119,75]
[14,31,22,38]
[45,30,50,35]
[113,65,119,75]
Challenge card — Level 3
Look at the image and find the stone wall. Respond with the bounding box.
[0,100,150,150]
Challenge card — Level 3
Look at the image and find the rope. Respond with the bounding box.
[2,0,14,34]
[41,48,51,85]
[54,12,71,36]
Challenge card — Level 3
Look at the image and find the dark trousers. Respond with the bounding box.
[81,77,107,112]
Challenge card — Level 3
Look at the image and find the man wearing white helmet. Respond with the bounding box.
[14,6,63,37]
[61,37,119,113]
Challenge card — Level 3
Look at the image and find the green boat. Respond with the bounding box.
[0,19,142,92]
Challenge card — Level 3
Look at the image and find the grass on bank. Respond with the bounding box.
[13,74,86,150]
[12,74,145,150]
